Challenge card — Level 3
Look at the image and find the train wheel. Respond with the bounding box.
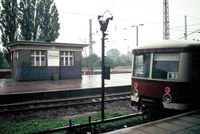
[140,101,164,120]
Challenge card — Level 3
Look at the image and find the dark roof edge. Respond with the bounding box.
[7,41,89,47]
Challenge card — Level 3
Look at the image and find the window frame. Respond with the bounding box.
[132,52,180,81]
[133,53,151,78]
[60,51,75,66]
[152,53,179,80]
[30,50,46,67]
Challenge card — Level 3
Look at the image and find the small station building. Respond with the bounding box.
[8,41,88,81]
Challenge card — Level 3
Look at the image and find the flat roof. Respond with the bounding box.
[7,41,89,48]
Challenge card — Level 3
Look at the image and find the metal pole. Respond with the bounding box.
[101,31,105,121]
[132,24,143,46]
[136,26,138,46]
[89,19,93,74]
[98,11,113,121]
[184,15,187,40]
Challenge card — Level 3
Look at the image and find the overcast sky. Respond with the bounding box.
[55,0,200,56]
[1,0,200,56]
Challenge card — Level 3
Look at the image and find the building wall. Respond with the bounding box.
[14,50,82,81]
[11,50,18,79]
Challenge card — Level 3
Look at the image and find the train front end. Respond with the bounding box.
[130,41,199,111]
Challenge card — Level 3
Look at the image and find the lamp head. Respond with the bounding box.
[98,15,103,20]
[109,16,113,20]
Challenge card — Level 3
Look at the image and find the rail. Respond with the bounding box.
[0,92,130,113]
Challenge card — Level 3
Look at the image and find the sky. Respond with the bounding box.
[54,0,200,56]
[1,0,200,56]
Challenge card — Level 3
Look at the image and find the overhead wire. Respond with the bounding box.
[57,0,200,41]
[178,28,200,39]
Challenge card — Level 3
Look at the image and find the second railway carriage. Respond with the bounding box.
[131,40,200,111]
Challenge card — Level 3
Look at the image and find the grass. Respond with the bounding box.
[0,118,69,134]
[0,112,143,134]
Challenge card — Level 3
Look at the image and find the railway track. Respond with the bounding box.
[1,90,193,134]
[0,92,130,114]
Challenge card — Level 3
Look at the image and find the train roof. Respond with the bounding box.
[132,40,200,53]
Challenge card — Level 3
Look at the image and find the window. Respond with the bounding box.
[152,53,179,80]
[133,54,151,78]
[30,50,46,66]
[60,51,74,66]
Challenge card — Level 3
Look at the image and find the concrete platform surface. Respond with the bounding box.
[104,110,200,134]
[0,73,131,95]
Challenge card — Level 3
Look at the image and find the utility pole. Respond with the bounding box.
[89,19,93,75]
[131,24,144,46]
[127,45,130,65]
[136,26,138,46]
[184,15,187,40]
[163,0,170,40]
[98,11,113,121]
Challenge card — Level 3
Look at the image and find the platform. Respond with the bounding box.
[104,110,200,134]
[0,73,131,95]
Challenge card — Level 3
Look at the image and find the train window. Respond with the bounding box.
[152,53,179,80]
[133,54,151,78]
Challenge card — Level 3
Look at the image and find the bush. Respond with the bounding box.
[0,50,10,69]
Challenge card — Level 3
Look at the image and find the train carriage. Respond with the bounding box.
[131,40,200,111]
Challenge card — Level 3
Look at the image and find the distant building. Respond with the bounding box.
[8,41,88,81]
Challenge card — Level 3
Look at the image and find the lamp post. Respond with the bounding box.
[131,24,144,46]
[98,10,113,121]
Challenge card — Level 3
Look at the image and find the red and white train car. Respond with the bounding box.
[131,40,200,111]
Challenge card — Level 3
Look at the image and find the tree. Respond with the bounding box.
[0,49,10,69]
[117,54,128,66]
[105,56,116,68]
[38,1,60,41]
[18,0,36,40]
[0,0,18,64]
[82,54,101,69]
[0,0,18,45]
[106,48,132,68]
[18,0,60,41]
[0,0,18,46]
[106,48,120,60]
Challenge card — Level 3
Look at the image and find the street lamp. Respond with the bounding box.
[98,10,113,121]
[131,24,144,46]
